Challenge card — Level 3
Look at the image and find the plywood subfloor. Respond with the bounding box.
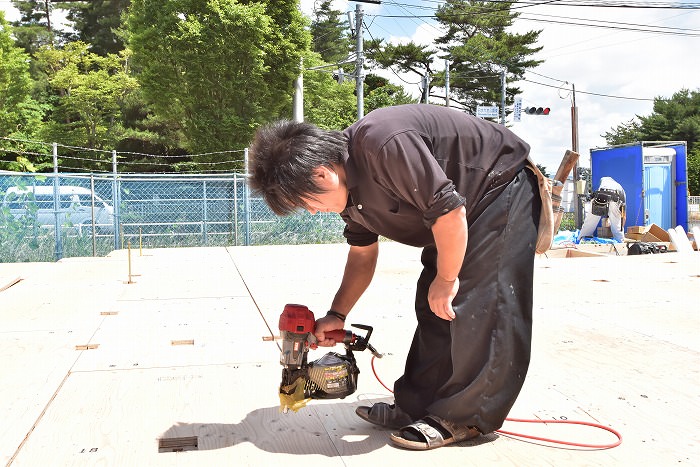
[1,244,699,466]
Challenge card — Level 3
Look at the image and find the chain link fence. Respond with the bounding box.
[689,196,700,231]
[0,172,345,263]
[2,171,698,263]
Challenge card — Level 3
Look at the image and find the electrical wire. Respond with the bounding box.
[370,355,623,450]
[366,0,700,37]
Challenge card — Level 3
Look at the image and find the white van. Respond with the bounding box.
[3,185,115,235]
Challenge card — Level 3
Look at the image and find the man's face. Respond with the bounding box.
[301,165,348,214]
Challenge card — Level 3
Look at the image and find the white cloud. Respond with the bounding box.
[506,5,700,171]
[1,4,20,22]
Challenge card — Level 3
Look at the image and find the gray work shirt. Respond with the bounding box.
[340,105,531,248]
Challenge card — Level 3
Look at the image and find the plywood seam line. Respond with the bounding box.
[68,362,254,375]
[225,248,281,352]
[7,369,72,466]
[311,405,345,459]
[115,295,245,303]
[7,314,108,465]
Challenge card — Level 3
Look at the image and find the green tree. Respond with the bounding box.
[34,41,138,168]
[65,0,130,56]
[0,12,47,171]
[9,0,56,54]
[126,0,310,161]
[603,89,700,195]
[366,40,435,103]
[602,119,643,146]
[433,0,542,113]
[302,53,357,130]
[310,0,352,65]
[364,74,417,113]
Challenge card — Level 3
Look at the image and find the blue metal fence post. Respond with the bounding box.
[202,180,208,245]
[52,142,63,261]
[244,148,251,246]
[233,175,239,246]
[90,174,96,256]
[112,150,120,250]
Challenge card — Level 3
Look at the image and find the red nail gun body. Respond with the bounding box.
[277,304,380,412]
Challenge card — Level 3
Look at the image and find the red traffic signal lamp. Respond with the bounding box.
[525,106,550,115]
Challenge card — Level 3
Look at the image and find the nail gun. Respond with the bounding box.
[273,303,381,413]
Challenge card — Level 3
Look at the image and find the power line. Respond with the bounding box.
[366,0,700,37]
[518,12,700,35]
[522,77,656,101]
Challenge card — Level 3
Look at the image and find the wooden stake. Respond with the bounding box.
[127,241,134,284]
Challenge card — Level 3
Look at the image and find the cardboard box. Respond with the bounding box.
[646,224,670,242]
[540,248,609,258]
[626,224,671,243]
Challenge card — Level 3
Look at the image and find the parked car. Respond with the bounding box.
[2,185,114,235]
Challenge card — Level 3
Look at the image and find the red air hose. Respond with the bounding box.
[370,355,622,449]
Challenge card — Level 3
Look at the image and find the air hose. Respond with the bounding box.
[370,355,622,449]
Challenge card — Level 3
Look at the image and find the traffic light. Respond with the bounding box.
[525,106,550,115]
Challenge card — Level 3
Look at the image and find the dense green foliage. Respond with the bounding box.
[0,12,46,171]
[603,89,700,195]
[35,42,138,154]
[126,0,309,160]
[66,0,130,56]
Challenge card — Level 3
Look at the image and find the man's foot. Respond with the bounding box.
[390,415,481,450]
[355,402,413,429]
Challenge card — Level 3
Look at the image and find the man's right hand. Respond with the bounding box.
[314,315,344,346]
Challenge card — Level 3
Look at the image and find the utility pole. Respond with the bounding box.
[445,60,450,108]
[293,59,303,122]
[500,67,507,125]
[571,83,582,228]
[422,72,430,104]
[355,3,364,119]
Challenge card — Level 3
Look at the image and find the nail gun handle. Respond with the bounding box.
[325,329,354,345]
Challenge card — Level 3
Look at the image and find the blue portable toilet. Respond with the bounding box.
[589,141,688,231]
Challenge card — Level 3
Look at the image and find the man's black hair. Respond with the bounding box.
[248,120,347,216]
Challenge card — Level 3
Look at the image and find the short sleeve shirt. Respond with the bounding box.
[340,104,530,248]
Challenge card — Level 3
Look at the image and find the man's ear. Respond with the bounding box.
[311,166,327,180]
[311,166,336,188]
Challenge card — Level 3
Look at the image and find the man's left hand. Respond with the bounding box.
[428,276,459,321]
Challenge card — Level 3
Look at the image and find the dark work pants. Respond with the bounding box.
[394,168,541,434]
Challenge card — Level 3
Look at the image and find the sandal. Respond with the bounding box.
[390,415,481,450]
[355,402,413,429]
